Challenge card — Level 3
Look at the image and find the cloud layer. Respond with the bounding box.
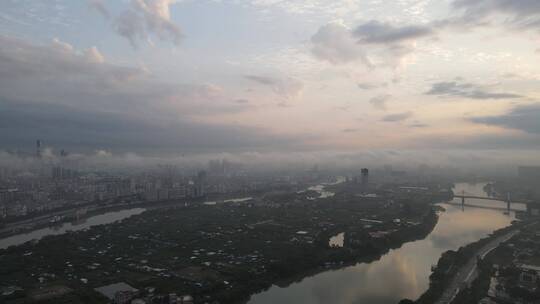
[471,104,540,134]
[426,81,522,100]
[0,35,305,152]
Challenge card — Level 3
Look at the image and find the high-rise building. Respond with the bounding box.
[361,168,369,189]
[36,139,42,158]
[196,170,207,197]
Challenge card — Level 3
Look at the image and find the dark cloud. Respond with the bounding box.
[353,20,433,44]
[446,0,540,33]
[426,81,522,100]
[471,104,540,134]
[382,112,413,122]
[0,100,301,152]
[369,94,391,110]
[452,0,540,19]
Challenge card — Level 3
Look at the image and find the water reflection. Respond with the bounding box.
[329,232,344,248]
[0,208,146,250]
[308,185,335,199]
[248,183,517,304]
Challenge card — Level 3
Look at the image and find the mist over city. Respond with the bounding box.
[1,1,540,304]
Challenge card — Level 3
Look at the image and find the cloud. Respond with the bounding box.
[452,0,540,20]
[244,75,276,85]
[244,74,304,100]
[132,0,182,44]
[84,46,105,63]
[369,94,391,110]
[382,112,413,122]
[353,20,433,44]
[0,35,305,152]
[310,22,370,65]
[470,104,540,134]
[357,82,386,90]
[311,20,435,68]
[114,10,147,47]
[409,122,429,128]
[88,0,110,19]
[0,100,301,152]
[412,132,540,150]
[447,0,540,32]
[92,0,182,47]
[52,38,74,53]
[426,80,522,100]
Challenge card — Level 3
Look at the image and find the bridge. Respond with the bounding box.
[446,201,524,213]
[453,191,530,212]
[453,195,509,202]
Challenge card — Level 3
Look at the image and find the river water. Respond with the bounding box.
[248,182,524,304]
[0,208,146,250]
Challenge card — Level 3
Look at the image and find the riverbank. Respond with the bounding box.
[450,220,540,303]
[0,191,258,241]
[240,207,439,303]
[410,221,527,304]
[240,182,521,304]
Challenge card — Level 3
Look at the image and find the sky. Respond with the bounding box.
[1,0,540,165]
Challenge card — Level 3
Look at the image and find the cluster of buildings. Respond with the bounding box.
[480,224,540,304]
[95,282,194,304]
[0,166,225,219]
[0,143,329,222]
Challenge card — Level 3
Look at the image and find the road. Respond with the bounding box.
[435,229,520,304]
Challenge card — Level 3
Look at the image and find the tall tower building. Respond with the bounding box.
[36,140,42,159]
[361,168,369,189]
[196,170,207,197]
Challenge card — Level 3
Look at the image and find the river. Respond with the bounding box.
[248,182,524,304]
[0,208,146,250]
[0,195,257,249]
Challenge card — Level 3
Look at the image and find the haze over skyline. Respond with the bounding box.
[1,0,540,166]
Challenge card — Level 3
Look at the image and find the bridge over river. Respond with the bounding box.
[452,190,532,212]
